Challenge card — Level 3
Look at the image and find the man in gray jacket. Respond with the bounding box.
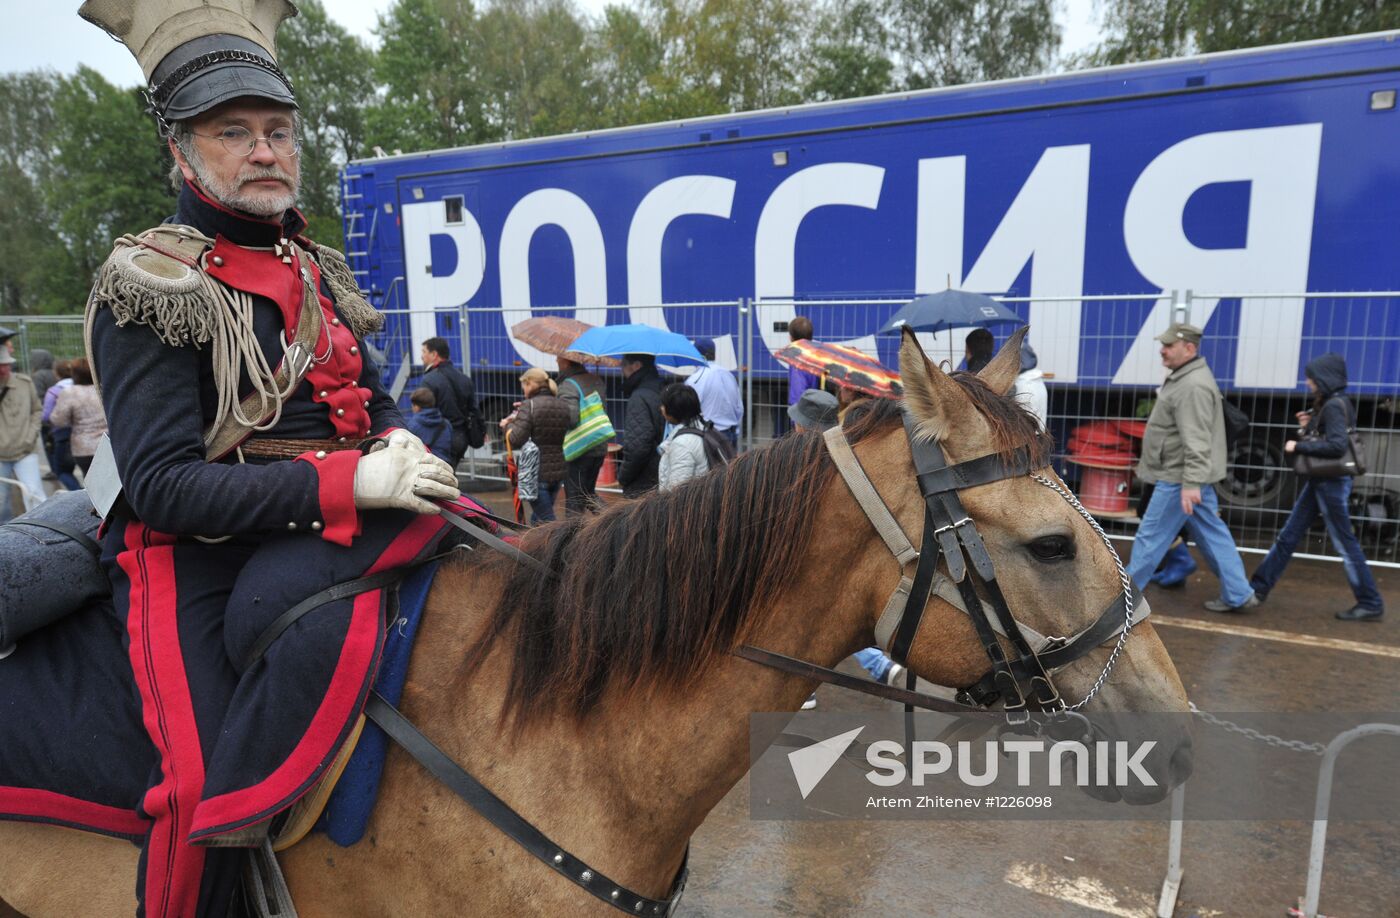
[0,350,45,522]
[1128,322,1258,612]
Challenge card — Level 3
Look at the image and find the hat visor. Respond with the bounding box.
[162,62,297,122]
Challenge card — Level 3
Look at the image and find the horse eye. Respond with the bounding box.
[1027,535,1075,562]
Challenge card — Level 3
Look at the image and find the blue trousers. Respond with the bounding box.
[1127,483,1254,607]
[853,648,893,681]
[1250,476,1383,612]
[530,478,562,523]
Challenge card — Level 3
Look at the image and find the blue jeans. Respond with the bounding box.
[1128,483,1254,607]
[1250,476,1383,612]
[530,479,562,524]
[853,648,893,682]
[0,454,46,523]
[48,429,82,492]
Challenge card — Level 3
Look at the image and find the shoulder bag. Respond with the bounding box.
[562,378,615,461]
[1292,397,1366,479]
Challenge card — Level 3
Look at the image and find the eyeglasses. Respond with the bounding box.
[192,125,300,158]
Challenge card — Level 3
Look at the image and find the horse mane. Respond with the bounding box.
[460,380,1047,730]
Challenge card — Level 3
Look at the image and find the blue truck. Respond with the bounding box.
[343,32,1400,529]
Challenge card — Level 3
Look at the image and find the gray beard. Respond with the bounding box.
[186,147,299,218]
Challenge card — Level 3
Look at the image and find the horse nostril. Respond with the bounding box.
[1169,741,1195,785]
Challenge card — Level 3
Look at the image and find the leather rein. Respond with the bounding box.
[734,415,1148,723]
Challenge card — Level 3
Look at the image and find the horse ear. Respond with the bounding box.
[976,325,1029,396]
[898,326,980,442]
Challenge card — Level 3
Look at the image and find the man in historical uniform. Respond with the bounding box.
[58,3,463,914]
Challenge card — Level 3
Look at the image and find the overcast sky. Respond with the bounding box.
[3,0,1102,88]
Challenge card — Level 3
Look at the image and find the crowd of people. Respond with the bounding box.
[441,310,1382,627]
[0,327,109,523]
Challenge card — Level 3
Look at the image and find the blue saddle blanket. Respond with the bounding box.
[318,558,438,846]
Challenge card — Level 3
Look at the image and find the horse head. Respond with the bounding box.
[832,327,1192,802]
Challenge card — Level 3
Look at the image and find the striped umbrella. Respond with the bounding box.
[773,339,902,399]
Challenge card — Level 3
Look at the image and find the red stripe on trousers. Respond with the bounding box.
[0,786,151,838]
[191,511,447,835]
[119,522,207,918]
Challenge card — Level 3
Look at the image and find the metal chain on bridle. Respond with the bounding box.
[1030,472,1135,711]
[1035,472,1330,747]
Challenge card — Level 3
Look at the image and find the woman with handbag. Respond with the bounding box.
[1249,354,1383,621]
[501,368,571,523]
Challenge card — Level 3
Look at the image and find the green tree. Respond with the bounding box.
[805,0,894,101]
[44,68,175,312]
[882,0,1061,88]
[591,4,667,125]
[475,0,602,138]
[369,0,501,152]
[279,0,377,246]
[1092,0,1400,64]
[639,0,808,118]
[0,72,63,315]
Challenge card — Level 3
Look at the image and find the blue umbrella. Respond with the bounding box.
[878,289,1021,334]
[565,323,707,367]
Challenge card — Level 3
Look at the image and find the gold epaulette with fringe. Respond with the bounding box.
[86,224,219,348]
[87,227,384,346]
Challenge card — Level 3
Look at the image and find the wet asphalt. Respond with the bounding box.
[684,553,1400,918]
[465,487,1400,917]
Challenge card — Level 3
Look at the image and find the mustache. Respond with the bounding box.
[237,166,296,188]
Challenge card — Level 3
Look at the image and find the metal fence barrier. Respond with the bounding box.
[9,290,1398,565]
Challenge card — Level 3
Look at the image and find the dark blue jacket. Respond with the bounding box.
[1295,353,1353,461]
[89,184,403,542]
[405,407,453,463]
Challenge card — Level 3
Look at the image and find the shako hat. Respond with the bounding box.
[79,0,298,131]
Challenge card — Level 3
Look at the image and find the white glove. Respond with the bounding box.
[384,428,427,453]
[353,446,460,514]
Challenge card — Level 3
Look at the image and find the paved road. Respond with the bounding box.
[682,554,1400,918]
[463,484,1398,916]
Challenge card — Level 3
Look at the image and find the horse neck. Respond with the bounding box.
[406,486,890,900]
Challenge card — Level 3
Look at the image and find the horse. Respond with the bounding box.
[0,330,1191,916]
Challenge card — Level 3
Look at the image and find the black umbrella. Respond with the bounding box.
[878,289,1021,334]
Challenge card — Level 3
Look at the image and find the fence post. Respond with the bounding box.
[1156,783,1186,917]
[16,318,29,374]
[742,298,753,452]
[1171,289,1193,326]
[459,303,475,480]
[1299,723,1400,917]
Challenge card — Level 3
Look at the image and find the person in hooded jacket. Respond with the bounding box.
[1249,354,1384,621]
[28,349,57,401]
[404,387,454,464]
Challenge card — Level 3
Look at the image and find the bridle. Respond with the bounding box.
[735,411,1150,724]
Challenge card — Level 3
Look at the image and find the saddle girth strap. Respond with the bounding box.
[364,693,689,916]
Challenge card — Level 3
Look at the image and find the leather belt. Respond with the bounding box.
[240,437,364,460]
